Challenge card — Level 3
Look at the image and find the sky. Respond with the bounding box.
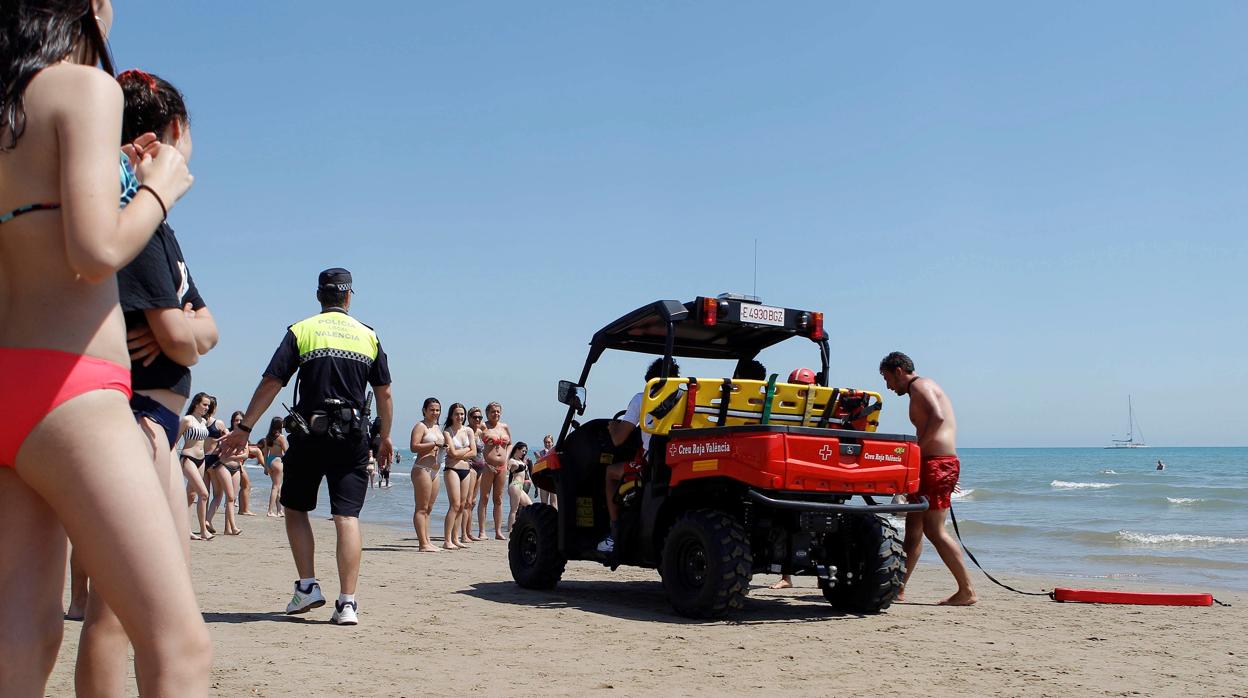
[107,2,1247,448]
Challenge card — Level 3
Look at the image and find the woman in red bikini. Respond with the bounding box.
[476,401,512,540]
[0,2,210,695]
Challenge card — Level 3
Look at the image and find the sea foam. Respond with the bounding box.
[1166,497,1204,505]
[1051,480,1118,490]
[1117,531,1248,546]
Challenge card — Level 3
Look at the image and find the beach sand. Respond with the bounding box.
[51,516,1246,697]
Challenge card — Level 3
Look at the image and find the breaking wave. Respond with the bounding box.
[1051,480,1118,490]
[1115,531,1248,547]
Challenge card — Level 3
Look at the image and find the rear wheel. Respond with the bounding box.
[660,509,752,618]
[821,514,904,614]
[509,503,566,589]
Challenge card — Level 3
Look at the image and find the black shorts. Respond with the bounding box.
[280,433,369,517]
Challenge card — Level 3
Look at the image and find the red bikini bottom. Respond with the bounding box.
[0,347,131,468]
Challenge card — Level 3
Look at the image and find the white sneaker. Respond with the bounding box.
[331,600,358,625]
[285,580,325,615]
[596,535,614,554]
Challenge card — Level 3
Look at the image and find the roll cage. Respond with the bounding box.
[556,295,832,447]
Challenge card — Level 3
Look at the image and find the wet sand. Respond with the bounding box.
[51,515,1246,697]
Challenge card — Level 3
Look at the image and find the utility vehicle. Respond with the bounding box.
[509,295,927,618]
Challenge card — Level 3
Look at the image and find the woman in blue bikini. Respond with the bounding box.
[260,416,287,517]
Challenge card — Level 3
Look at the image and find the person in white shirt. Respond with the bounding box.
[598,359,677,554]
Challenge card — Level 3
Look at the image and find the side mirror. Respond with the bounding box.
[557,380,587,416]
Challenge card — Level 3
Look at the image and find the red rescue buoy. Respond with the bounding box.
[1052,587,1213,606]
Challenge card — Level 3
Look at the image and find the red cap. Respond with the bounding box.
[788,368,816,385]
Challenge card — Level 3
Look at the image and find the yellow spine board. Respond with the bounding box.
[640,377,882,435]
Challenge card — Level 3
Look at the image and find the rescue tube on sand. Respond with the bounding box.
[1053,588,1212,606]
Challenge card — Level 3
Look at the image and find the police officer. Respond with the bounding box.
[220,268,393,626]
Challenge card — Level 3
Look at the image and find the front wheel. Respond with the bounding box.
[660,509,752,618]
[821,514,905,614]
[509,503,566,589]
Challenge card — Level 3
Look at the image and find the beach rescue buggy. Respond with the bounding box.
[509,295,928,618]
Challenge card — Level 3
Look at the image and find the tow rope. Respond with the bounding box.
[948,505,1053,598]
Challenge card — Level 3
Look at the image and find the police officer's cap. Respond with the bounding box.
[318,267,352,292]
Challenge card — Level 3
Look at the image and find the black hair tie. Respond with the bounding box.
[137,184,167,221]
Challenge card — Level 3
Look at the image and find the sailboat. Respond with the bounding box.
[1106,395,1147,449]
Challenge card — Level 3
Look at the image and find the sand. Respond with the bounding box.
[49,515,1246,697]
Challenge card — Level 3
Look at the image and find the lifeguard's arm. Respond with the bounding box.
[56,69,179,282]
[609,421,635,446]
[609,393,643,446]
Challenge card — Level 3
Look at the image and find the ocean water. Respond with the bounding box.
[247,447,1248,591]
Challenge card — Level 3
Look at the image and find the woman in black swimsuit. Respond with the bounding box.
[180,393,214,540]
[441,403,475,549]
[228,411,256,516]
[205,411,243,535]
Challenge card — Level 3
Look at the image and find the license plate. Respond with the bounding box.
[738,303,786,327]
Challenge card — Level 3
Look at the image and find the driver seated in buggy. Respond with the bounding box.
[598,358,678,554]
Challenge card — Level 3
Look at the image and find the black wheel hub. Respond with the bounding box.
[675,538,708,590]
[519,528,539,566]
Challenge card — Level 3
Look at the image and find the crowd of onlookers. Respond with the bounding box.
[397,399,555,551]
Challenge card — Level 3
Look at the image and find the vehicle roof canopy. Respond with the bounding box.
[588,297,817,361]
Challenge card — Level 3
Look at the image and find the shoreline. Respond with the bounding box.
[52,515,1245,697]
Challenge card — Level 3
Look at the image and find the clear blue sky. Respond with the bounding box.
[110,2,1247,447]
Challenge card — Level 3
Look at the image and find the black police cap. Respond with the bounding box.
[318,267,352,292]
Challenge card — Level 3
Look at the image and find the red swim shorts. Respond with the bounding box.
[915,455,960,510]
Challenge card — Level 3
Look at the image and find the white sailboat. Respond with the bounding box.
[1106,395,1147,449]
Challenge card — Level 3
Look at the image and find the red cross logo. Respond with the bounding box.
[818,444,834,461]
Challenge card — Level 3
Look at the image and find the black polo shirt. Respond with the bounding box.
[263,309,391,416]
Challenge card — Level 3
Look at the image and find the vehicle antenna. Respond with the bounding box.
[753,238,758,299]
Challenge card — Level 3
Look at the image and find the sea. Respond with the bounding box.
[244,447,1248,591]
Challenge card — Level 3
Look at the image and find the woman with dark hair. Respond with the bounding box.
[260,416,287,516]
[0,2,209,694]
[200,399,225,522]
[228,409,257,516]
[441,402,475,550]
[205,411,244,536]
[477,401,512,540]
[409,398,444,552]
[179,392,215,540]
[506,441,532,531]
